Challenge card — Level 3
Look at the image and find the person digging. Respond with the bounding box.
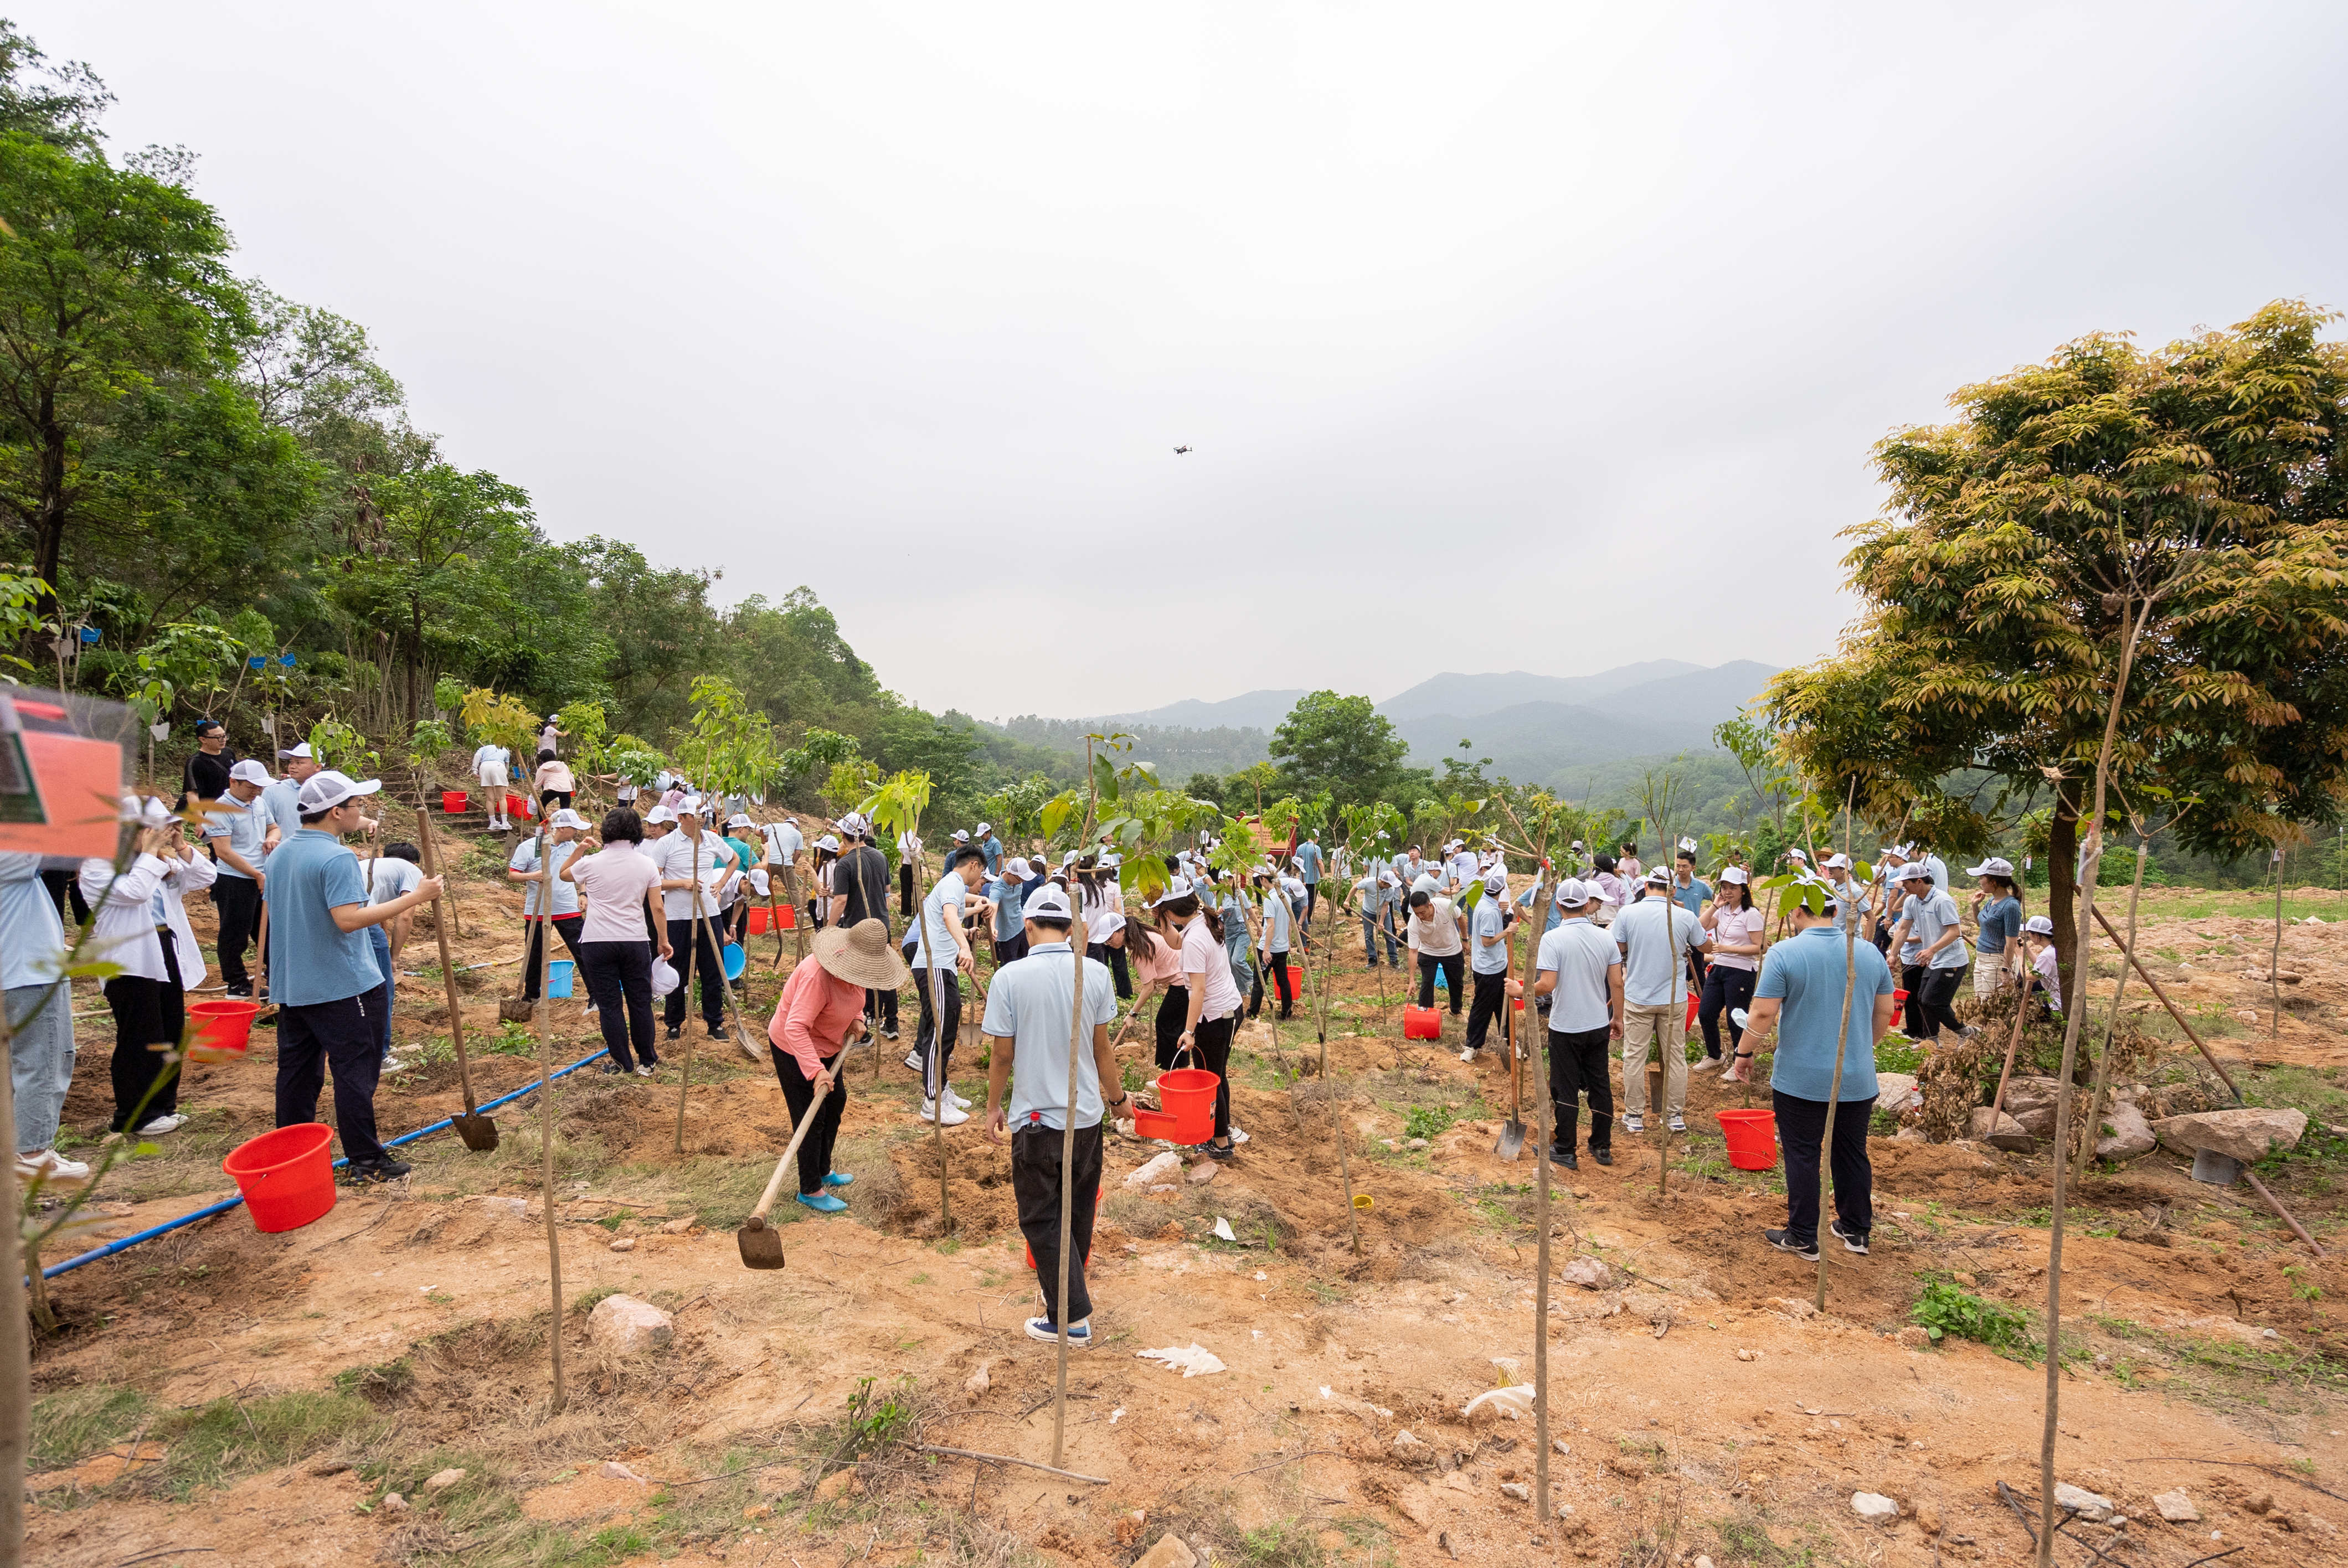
[766,917,907,1214]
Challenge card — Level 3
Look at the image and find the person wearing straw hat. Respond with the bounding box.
[265,770,444,1180]
[1740,885,1896,1260]
[510,808,591,1003]
[563,807,672,1075]
[769,917,905,1213]
[1521,878,1621,1169]
[980,884,1127,1345]
[1611,864,1711,1134]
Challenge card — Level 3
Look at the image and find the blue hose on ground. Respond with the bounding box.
[38,1045,612,1281]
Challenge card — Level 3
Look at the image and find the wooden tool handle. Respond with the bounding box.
[749,1058,843,1225]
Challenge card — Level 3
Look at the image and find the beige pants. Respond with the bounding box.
[1621,1003,1688,1118]
[1972,963,2009,999]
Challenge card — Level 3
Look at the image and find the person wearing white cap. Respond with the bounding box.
[1888,860,1968,1043]
[1698,868,1764,1076]
[364,842,425,1064]
[759,813,805,876]
[1965,856,2024,998]
[1355,866,1402,967]
[909,844,991,1124]
[470,737,513,831]
[82,798,217,1138]
[1154,876,1244,1157]
[1521,878,1622,1168]
[258,742,322,859]
[1248,868,1295,1021]
[562,807,673,1075]
[987,856,1036,964]
[1611,864,1711,1134]
[651,796,734,1042]
[265,771,444,1180]
[1460,869,1518,1064]
[831,816,898,1039]
[510,809,591,1003]
[2021,914,2061,1015]
[976,823,1002,878]
[979,884,1127,1343]
[1445,840,1478,899]
[1819,853,1873,942]
[202,757,274,997]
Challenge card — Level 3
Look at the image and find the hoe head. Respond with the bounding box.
[451,1111,500,1152]
[737,1213,787,1270]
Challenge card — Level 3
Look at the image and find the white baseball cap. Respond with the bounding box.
[1554,877,1589,907]
[1965,856,2015,879]
[975,822,991,834]
[1149,875,1194,906]
[1024,886,1075,922]
[1003,857,1033,881]
[1483,870,1507,895]
[1822,853,1852,870]
[549,808,589,829]
[276,742,313,761]
[1717,865,1749,885]
[815,833,841,852]
[227,759,272,787]
[1645,865,1672,886]
[645,804,677,824]
[727,812,754,828]
[2024,914,2054,935]
[675,795,706,817]
[1896,861,1934,882]
[296,770,381,813]
[120,793,176,828]
[951,829,970,842]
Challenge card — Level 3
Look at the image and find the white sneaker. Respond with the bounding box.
[1623,1112,1645,1135]
[1459,1047,1477,1062]
[136,1114,189,1136]
[919,1098,970,1127]
[1692,1056,1721,1073]
[949,1087,972,1110]
[902,1049,924,1074]
[15,1150,89,1187]
[1230,1125,1249,1146]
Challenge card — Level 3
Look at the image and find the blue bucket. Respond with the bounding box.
[722,942,746,981]
[547,959,575,998]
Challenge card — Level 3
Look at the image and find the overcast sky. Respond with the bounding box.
[32,3,2348,721]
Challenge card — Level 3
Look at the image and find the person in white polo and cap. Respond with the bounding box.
[1611,863,1711,1135]
[980,884,1126,1345]
[258,742,321,860]
[651,795,733,1041]
[2021,914,2061,1016]
[1965,855,2024,997]
[1697,865,1765,1074]
[1888,860,1968,1043]
[265,770,444,1182]
[1520,877,1622,1168]
[510,808,591,1004]
[976,821,1002,878]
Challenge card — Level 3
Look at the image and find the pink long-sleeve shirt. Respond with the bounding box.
[769,956,865,1080]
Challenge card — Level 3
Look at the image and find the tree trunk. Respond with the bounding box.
[2046,791,2081,1036]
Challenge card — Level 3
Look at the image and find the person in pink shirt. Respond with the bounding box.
[768,917,907,1213]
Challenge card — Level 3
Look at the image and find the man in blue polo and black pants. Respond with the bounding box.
[264,769,444,1182]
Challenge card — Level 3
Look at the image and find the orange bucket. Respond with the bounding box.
[1716,1109,1779,1171]
[441,790,468,813]
[188,998,264,1055]
[747,906,770,935]
[222,1122,338,1232]
[1131,1066,1219,1146]
[1403,1005,1440,1040]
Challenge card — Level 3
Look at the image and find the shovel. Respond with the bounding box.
[1493,996,1527,1160]
[416,783,499,1152]
[738,1061,845,1269]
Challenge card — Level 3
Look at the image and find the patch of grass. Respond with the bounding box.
[1236,1515,1338,1567]
[570,1285,622,1316]
[152,1389,379,1499]
[1403,1103,1455,1142]
[1911,1278,2038,1361]
[1874,1035,1925,1075]
[30,1385,150,1468]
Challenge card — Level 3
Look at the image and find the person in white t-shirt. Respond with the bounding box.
[1698,866,1767,1077]
[1406,889,1468,1017]
[471,742,512,831]
[1520,878,1623,1168]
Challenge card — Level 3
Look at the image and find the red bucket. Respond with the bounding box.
[441,790,468,813]
[747,906,771,935]
[1403,1005,1440,1040]
[506,792,528,819]
[222,1122,338,1232]
[1131,1067,1219,1146]
[1685,992,1700,1029]
[188,998,263,1055]
[1716,1108,1779,1171]
[776,903,796,929]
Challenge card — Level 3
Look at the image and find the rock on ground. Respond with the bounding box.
[1851,1492,1899,1521]
[1876,1072,1920,1116]
[1968,1107,2033,1151]
[421,1467,466,1493]
[586,1294,674,1355]
[1134,1533,1197,1568]
[2152,1107,2307,1163]
[2054,1482,2115,1521]
[2095,1099,2158,1160]
[1125,1151,1185,1189]
[2002,1077,2064,1138]
[1558,1256,1612,1289]
[2153,1489,2200,1523]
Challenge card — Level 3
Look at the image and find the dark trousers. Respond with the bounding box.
[1363,907,1402,966]
[663,916,726,1032]
[1547,1025,1614,1154]
[1248,951,1292,1018]
[105,936,185,1131]
[1191,1013,1234,1141]
[993,930,1028,965]
[867,984,899,1031]
[1465,968,1510,1053]
[1152,986,1191,1069]
[1899,962,1925,1036]
[1085,941,1136,1002]
[1304,883,1317,925]
[1913,967,1963,1038]
[1013,1121,1103,1325]
[539,788,572,809]
[771,1048,846,1195]
[912,968,960,1095]
[580,940,657,1070]
[1417,950,1465,1013]
[1698,964,1758,1059]
[275,983,389,1165]
[213,875,261,990]
[1774,1087,1876,1247]
[521,915,587,1000]
[899,862,913,918]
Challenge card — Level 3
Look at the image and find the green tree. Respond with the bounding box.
[1268,690,1418,809]
[1765,301,2348,997]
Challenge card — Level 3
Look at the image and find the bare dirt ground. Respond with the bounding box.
[23,820,2348,1567]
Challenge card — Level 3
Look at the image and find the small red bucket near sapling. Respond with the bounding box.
[223,1122,338,1232]
[1402,1005,1441,1040]
[1716,1109,1779,1172]
[1131,1067,1219,1146]
[776,903,796,929]
[747,906,770,935]
[441,790,468,813]
[187,998,264,1056]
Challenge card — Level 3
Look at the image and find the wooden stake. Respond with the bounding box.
[0,936,30,1568]
[1053,745,1101,1471]
[528,816,567,1415]
[2088,906,2242,1102]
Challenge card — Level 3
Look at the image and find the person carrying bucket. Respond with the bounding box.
[264,770,444,1182]
[979,885,1127,1345]
[768,917,905,1213]
[510,809,590,1004]
[1738,886,1896,1261]
[1519,878,1622,1169]
[1154,876,1243,1159]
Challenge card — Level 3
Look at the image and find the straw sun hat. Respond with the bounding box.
[812,917,910,989]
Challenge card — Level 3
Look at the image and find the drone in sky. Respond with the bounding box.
[1172,445,1192,455]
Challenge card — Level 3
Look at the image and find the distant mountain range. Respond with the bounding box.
[1063,660,1781,789]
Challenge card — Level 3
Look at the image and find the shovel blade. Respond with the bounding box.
[451,1113,500,1152]
[737,1215,787,1270]
[1492,1117,1527,1162]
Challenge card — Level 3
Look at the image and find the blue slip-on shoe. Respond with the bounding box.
[1024,1317,1092,1347]
[822,1172,854,1188]
[795,1192,849,1215]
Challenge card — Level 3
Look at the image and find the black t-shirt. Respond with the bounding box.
[183,747,233,802]
[836,843,893,931]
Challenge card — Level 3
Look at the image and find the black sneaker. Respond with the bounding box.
[599,1061,622,1075]
[1590,1146,1613,1166]
[1548,1146,1578,1170]
[665,1025,681,1041]
[1829,1220,1870,1256]
[882,1027,899,1041]
[1765,1228,1820,1261]
[224,984,254,999]
[352,1157,414,1183]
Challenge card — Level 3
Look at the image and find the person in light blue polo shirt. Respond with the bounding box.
[980,885,1125,1347]
[1743,888,1896,1261]
[1294,834,1323,924]
[1461,871,1516,1061]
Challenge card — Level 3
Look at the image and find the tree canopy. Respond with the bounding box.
[1268,689,1427,809]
